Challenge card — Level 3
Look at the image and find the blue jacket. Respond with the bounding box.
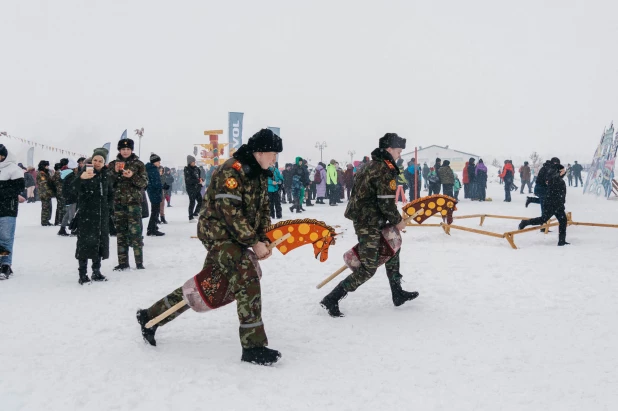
[268,167,284,193]
[145,162,162,204]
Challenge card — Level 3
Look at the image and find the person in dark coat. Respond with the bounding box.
[467,158,477,200]
[422,162,430,190]
[526,159,555,211]
[437,160,455,198]
[282,163,293,204]
[74,148,113,284]
[571,161,583,187]
[145,154,165,236]
[475,159,488,201]
[519,164,569,246]
[164,167,174,207]
[58,159,80,236]
[184,155,203,221]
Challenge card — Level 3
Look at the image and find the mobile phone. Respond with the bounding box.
[86,165,94,174]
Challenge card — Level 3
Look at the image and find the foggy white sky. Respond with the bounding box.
[2,0,617,167]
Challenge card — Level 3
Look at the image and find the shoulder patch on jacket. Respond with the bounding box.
[225,177,238,189]
[384,160,395,170]
[232,161,242,171]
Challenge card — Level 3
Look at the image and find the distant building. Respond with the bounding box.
[401,145,480,172]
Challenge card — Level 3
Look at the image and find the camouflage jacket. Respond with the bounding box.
[344,148,403,228]
[37,170,55,200]
[198,156,271,248]
[108,153,148,206]
[52,171,64,199]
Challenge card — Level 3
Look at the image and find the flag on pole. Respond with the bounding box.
[120,129,127,140]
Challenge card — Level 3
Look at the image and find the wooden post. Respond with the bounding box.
[505,233,517,249]
[480,215,486,226]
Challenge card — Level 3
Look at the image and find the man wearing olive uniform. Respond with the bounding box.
[321,133,419,317]
[136,129,284,366]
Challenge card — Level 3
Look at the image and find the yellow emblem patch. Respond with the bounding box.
[225,178,238,189]
[389,180,397,190]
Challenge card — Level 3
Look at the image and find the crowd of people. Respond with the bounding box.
[0,131,579,367]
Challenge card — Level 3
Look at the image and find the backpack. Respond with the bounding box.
[314,170,322,184]
[428,171,440,183]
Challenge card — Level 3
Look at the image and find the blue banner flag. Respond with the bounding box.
[228,112,244,154]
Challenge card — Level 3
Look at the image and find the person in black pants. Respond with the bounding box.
[571,161,584,187]
[184,155,203,222]
[519,164,569,246]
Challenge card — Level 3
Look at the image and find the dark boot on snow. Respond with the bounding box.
[113,263,130,271]
[136,309,157,346]
[91,270,107,282]
[320,282,347,317]
[136,263,145,270]
[241,346,282,366]
[388,275,419,307]
[160,216,168,224]
[518,220,529,230]
[57,227,70,236]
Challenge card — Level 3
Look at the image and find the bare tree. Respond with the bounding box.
[491,158,501,168]
[529,151,543,168]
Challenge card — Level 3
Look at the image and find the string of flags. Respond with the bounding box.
[0,131,87,158]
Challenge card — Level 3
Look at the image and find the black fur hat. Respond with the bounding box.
[246,129,283,153]
[379,133,406,149]
[150,153,161,164]
[38,160,49,171]
[118,138,135,151]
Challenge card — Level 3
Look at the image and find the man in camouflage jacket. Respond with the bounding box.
[108,138,148,270]
[137,129,284,366]
[53,159,69,225]
[321,133,419,317]
[36,160,54,226]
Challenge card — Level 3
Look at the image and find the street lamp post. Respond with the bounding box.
[315,141,327,163]
[134,128,145,157]
[348,150,356,164]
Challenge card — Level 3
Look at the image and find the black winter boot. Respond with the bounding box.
[388,276,419,307]
[136,263,145,270]
[57,227,69,236]
[91,270,107,282]
[518,220,529,230]
[160,216,168,224]
[114,263,130,271]
[241,347,282,366]
[320,282,347,317]
[136,309,157,346]
[78,272,91,285]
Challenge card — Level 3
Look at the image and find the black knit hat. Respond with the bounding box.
[60,158,69,167]
[77,157,86,163]
[0,144,7,158]
[150,153,161,164]
[379,133,406,149]
[54,163,62,171]
[246,129,283,153]
[551,157,561,164]
[38,160,49,170]
[118,138,135,151]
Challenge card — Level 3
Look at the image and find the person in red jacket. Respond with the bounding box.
[499,160,515,202]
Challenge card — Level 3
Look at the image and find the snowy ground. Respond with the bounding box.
[1,180,617,411]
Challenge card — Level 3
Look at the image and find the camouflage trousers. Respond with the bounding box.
[115,204,144,265]
[54,197,66,225]
[341,225,401,292]
[146,241,268,349]
[41,199,53,225]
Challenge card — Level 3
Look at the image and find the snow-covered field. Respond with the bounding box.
[2,181,617,411]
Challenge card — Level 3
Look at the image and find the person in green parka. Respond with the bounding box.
[74,148,114,285]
